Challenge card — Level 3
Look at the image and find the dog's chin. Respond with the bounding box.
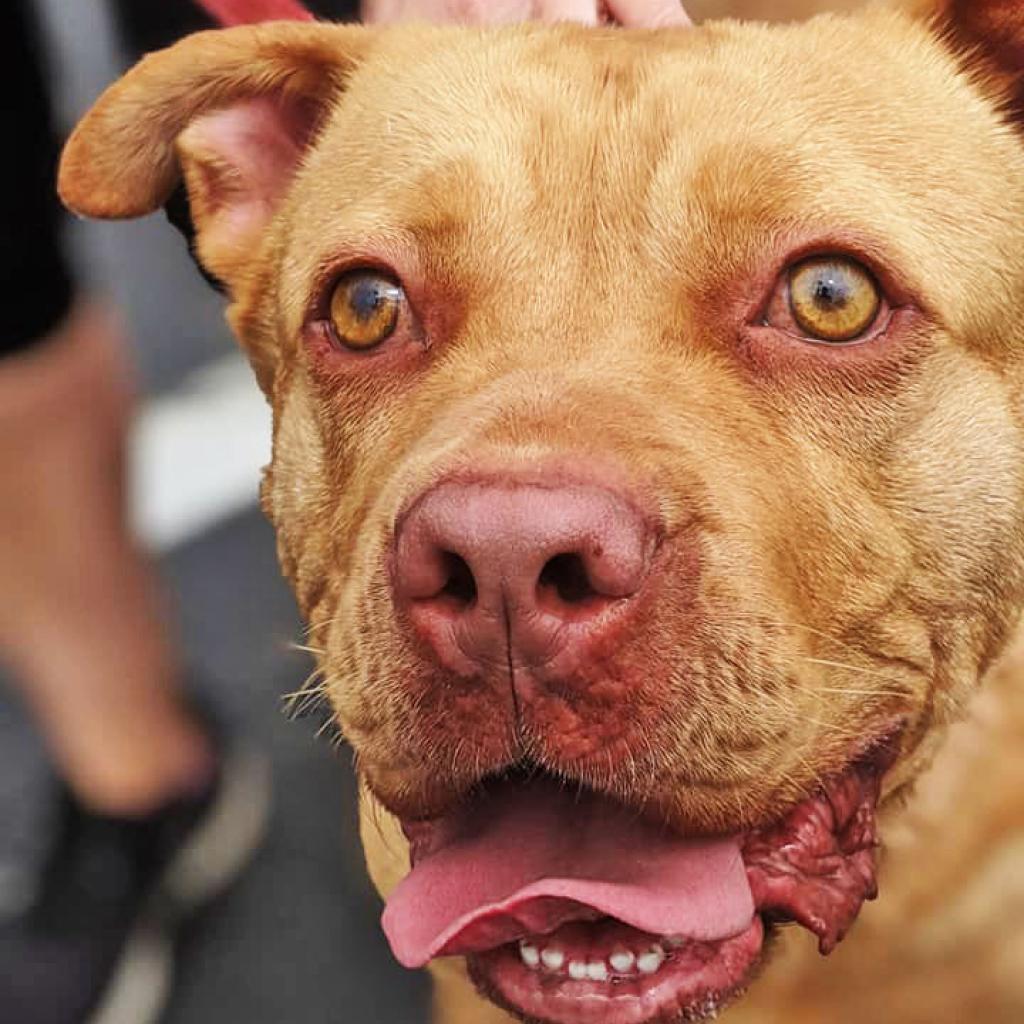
[465,916,767,1024]
[378,736,899,1024]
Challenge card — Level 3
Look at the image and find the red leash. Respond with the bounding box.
[195,0,315,26]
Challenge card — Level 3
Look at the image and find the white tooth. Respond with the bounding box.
[519,942,540,968]
[636,946,666,974]
[586,961,609,982]
[541,947,565,971]
[609,949,636,973]
[568,961,588,981]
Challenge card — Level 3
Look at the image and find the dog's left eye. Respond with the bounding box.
[329,270,405,351]
[763,255,885,344]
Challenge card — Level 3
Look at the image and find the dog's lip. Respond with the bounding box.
[394,720,905,840]
[395,771,729,867]
[467,917,766,1024]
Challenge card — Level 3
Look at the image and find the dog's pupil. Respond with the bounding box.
[812,272,851,311]
[351,280,385,322]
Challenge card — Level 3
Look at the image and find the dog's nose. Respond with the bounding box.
[393,479,655,672]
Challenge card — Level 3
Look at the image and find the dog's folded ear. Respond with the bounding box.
[59,22,369,287]
[917,0,1024,115]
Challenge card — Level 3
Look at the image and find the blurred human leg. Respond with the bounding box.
[0,6,268,1022]
[0,310,216,814]
[0,0,214,817]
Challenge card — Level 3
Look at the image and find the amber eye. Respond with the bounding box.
[329,270,404,350]
[787,257,881,343]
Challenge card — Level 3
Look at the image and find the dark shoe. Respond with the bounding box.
[0,742,269,1024]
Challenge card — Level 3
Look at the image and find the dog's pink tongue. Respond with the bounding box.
[382,780,754,969]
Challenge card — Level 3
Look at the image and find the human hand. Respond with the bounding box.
[363,0,691,28]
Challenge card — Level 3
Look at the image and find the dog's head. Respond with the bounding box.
[61,3,1024,1021]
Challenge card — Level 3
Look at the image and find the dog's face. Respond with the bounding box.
[61,4,1024,1022]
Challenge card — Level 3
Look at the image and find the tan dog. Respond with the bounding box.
[59,2,1024,1021]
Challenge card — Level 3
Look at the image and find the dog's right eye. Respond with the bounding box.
[328,270,405,351]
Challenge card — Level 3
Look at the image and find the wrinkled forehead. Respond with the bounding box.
[280,15,1024,320]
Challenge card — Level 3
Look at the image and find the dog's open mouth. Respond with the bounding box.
[382,744,895,1024]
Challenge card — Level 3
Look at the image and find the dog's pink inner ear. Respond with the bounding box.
[177,95,319,284]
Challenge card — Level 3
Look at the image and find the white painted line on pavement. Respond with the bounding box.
[130,355,271,551]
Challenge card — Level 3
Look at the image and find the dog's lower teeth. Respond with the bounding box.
[609,949,636,973]
[518,938,670,980]
[519,942,540,968]
[636,946,666,974]
[541,946,565,971]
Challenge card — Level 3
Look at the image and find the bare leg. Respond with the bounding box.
[0,304,214,815]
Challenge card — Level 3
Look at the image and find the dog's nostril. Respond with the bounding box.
[537,552,599,606]
[438,551,477,608]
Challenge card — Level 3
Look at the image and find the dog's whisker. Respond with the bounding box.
[289,640,327,657]
[302,611,359,641]
[813,685,914,700]
[281,659,329,718]
[798,656,915,688]
[315,712,343,742]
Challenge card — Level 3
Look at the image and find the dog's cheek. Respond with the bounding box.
[879,356,1024,703]
[770,344,1024,780]
[261,381,343,620]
